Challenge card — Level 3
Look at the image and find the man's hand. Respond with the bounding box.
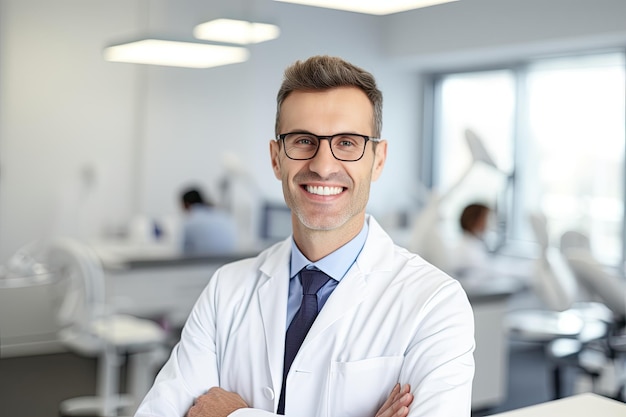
[186,387,248,417]
[375,383,413,417]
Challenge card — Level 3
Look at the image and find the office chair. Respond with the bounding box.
[562,247,626,400]
[46,237,167,416]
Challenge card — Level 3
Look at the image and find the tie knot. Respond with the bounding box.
[300,269,332,295]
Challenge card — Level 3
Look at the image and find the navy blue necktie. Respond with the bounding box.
[277,269,331,414]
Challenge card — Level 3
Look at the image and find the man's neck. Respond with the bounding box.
[293,215,365,262]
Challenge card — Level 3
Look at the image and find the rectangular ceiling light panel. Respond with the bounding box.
[273,0,459,15]
[194,18,280,44]
[104,39,250,68]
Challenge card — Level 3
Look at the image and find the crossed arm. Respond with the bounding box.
[186,383,414,417]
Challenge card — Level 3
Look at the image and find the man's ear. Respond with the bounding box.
[371,140,387,182]
[270,140,282,180]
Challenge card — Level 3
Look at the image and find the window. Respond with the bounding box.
[431,70,516,249]
[429,52,626,265]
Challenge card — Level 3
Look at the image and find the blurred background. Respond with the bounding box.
[1,1,625,416]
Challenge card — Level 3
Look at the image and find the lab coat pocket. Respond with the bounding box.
[329,355,403,417]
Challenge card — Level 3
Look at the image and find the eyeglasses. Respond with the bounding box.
[276,132,381,162]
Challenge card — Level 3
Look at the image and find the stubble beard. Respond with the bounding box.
[284,179,370,233]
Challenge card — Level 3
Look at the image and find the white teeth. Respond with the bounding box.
[306,185,343,196]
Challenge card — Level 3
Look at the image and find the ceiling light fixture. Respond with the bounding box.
[194,18,281,45]
[103,39,250,68]
[273,0,459,15]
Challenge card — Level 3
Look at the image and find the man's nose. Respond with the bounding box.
[309,138,340,175]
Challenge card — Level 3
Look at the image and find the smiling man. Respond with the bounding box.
[135,56,475,417]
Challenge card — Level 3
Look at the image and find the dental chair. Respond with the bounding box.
[506,213,584,343]
[47,237,167,416]
[562,246,626,400]
[559,230,591,254]
[505,213,610,399]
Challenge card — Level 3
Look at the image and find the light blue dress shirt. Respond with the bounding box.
[286,221,369,328]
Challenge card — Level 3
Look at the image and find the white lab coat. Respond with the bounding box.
[136,216,475,417]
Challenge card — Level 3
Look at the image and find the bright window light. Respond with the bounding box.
[194,19,280,44]
[103,39,249,68]
[432,52,626,265]
[273,0,459,15]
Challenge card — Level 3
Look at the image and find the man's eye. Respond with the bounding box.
[295,136,316,145]
[335,136,359,147]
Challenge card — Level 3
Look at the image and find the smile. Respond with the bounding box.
[305,185,344,196]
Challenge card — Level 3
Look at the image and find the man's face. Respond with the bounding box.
[270,86,387,234]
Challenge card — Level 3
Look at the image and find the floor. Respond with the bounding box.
[472,342,573,416]
[0,351,98,417]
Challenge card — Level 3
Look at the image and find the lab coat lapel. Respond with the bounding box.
[257,240,292,398]
[304,266,368,342]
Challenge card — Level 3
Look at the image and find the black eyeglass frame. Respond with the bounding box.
[276,132,382,162]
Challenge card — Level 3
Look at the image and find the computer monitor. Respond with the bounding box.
[260,202,292,242]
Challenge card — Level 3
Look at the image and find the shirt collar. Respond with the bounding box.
[289,221,369,282]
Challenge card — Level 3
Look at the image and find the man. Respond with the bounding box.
[135,55,474,417]
[449,202,492,279]
[179,187,238,256]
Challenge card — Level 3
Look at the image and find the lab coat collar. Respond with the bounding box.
[355,215,396,276]
[257,215,395,280]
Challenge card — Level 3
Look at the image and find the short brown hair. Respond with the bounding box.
[460,203,490,234]
[275,55,383,138]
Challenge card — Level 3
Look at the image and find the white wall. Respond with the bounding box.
[0,0,418,261]
[1,0,625,262]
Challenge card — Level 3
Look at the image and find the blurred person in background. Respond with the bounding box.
[449,202,492,279]
[180,187,238,256]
